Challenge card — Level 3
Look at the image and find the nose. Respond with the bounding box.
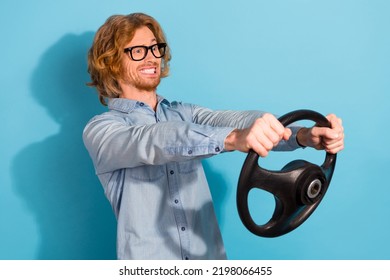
[144,48,157,62]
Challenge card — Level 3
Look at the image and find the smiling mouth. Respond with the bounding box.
[140,67,157,74]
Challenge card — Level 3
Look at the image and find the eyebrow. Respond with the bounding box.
[126,38,158,49]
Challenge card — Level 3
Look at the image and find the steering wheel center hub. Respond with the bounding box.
[307,179,322,199]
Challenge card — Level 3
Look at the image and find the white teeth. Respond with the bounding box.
[141,68,156,74]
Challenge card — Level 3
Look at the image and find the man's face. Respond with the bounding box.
[121,26,162,92]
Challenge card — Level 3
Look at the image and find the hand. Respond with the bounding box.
[224,113,292,157]
[297,114,344,154]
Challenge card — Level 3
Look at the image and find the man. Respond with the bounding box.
[83,13,344,260]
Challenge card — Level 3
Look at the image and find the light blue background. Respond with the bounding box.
[1,0,389,259]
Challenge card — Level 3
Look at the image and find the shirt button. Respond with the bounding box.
[174,199,179,204]
[188,150,193,155]
[139,102,144,106]
[215,147,220,152]
[181,227,186,231]
[170,170,174,175]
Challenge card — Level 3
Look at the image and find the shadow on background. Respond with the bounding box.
[11,33,117,259]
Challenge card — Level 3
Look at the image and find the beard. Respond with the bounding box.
[135,76,160,92]
[123,63,161,92]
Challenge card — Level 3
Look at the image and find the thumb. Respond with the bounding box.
[312,126,339,140]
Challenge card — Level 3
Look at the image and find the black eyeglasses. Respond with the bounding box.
[124,43,167,61]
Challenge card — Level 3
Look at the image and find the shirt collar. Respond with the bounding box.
[108,95,170,113]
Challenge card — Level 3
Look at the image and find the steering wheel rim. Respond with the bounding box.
[236,109,337,237]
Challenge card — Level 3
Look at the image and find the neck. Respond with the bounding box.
[119,83,158,111]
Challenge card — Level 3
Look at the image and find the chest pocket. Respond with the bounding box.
[127,165,165,181]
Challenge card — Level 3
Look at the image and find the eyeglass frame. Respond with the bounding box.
[123,43,167,61]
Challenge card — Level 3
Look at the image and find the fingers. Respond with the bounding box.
[311,114,345,154]
[311,126,339,140]
[326,114,343,137]
[325,114,344,153]
[322,139,344,154]
[250,114,291,157]
[283,127,292,141]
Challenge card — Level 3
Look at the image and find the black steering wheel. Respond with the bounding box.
[236,110,337,237]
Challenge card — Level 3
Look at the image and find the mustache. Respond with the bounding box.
[137,62,159,69]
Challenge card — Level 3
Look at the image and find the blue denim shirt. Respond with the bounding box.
[83,96,302,260]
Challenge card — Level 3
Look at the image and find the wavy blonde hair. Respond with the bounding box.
[87,13,171,105]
